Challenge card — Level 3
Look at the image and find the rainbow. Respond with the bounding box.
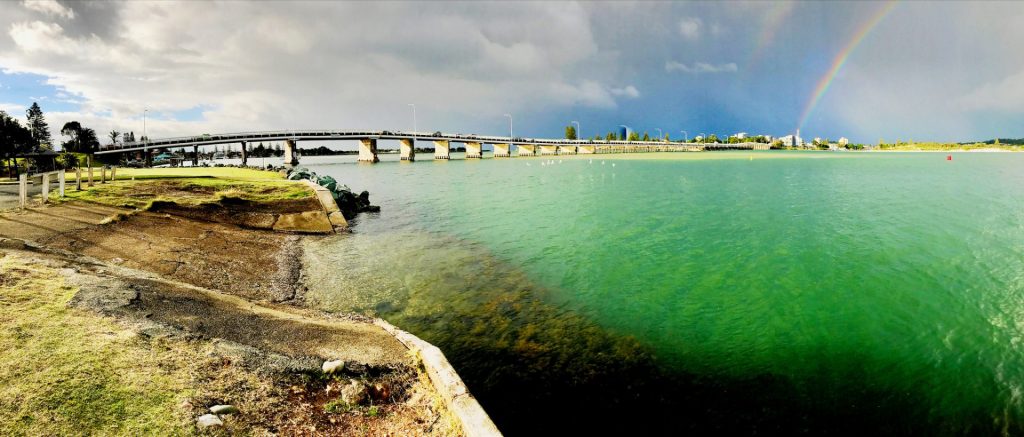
[747,2,796,69]
[796,1,898,132]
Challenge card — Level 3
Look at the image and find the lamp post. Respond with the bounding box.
[504,114,512,140]
[408,103,416,145]
[681,130,688,142]
[571,120,580,141]
[619,124,631,141]
[700,132,705,148]
[655,128,663,142]
[142,109,148,146]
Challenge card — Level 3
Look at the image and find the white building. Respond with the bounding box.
[838,137,849,147]
[777,134,803,147]
[734,132,748,140]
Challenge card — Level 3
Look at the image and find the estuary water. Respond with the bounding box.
[299,151,1024,435]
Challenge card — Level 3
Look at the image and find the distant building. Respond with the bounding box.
[694,135,704,142]
[777,134,803,147]
[838,137,849,147]
[618,126,633,141]
[735,132,748,140]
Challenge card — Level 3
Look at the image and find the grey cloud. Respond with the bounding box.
[0,1,637,140]
[665,61,737,74]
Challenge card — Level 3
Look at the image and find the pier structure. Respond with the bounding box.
[95,129,773,167]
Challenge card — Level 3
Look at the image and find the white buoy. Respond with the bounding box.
[612,163,616,167]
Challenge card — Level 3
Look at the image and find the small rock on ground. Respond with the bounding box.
[341,380,368,405]
[210,404,239,415]
[322,359,344,374]
[196,414,223,428]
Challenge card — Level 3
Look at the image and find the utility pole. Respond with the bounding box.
[571,120,580,141]
[408,103,416,145]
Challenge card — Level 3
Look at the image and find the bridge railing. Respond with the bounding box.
[103,129,740,151]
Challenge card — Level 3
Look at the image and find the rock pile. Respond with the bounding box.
[287,167,380,219]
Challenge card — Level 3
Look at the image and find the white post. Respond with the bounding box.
[110,166,117,181]
[75,166,82,190]
[59,171,65,198]
[18,173,27,208]
[42,173,50,203]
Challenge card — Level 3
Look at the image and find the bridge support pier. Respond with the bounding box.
[579,145,596,154]
[558,145,577,155]
[540,145,558,155]
[240,141,248,167]
[284,139,299,168]
[493,143,510,157]
[434,140,450,160]
[465,142,482,159]
[357,139,379,163]
[400,139,416,161]
[517,145,535,157]
[144,149,152,167]
[193,145,199,166]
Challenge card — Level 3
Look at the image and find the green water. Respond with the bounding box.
[301,151,1024,434]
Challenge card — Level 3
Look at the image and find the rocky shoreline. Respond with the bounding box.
[0,169,497,435]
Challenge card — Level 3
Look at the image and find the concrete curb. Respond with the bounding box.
[374,319,503,437]
[300,180,348,230]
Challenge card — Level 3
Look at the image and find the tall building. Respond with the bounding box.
[618,126,633,141]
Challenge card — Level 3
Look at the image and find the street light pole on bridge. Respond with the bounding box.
[571,120,580,141]
[408,103,416,145]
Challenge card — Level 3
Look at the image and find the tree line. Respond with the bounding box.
[0,102,125,176]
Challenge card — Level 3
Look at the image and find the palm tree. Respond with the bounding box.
[108,130,120,148]
[78,128,100,154]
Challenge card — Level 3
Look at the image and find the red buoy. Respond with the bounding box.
[947,155,952,161]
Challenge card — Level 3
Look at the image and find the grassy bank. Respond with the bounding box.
[0,254,200,434]
[54,167,311,210]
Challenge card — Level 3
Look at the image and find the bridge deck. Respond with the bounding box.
[95,130,757,154]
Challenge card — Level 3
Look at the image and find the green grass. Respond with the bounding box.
[0,255,199,435]
[53,175,311,209]
[64,166,286,182]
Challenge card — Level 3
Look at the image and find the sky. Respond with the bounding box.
[1,0,1023,147]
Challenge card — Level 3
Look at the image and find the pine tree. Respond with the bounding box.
[565,125,577,140]
[25,102,51,150]
[642,132,651,141]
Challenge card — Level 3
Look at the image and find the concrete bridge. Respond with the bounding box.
[94,129,769,167]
